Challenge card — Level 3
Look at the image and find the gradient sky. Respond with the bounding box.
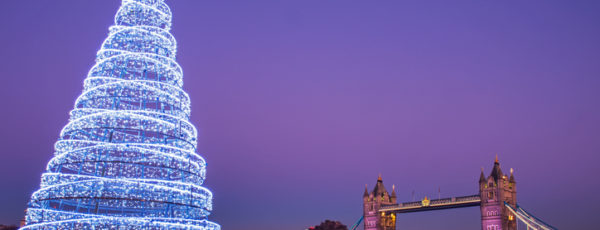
[1,0,599,229]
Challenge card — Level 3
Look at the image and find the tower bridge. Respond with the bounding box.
[357,157,557,230]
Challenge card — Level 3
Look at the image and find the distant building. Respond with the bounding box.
[308,220,348,230]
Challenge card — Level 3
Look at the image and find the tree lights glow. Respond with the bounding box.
[22,0,220,229]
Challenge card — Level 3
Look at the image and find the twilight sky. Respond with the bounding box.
[0,0,599,229]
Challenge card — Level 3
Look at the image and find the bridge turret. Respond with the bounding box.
[363,175,397,230]
[480,156,517,230]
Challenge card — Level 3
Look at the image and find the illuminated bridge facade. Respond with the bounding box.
[359,158,557,230]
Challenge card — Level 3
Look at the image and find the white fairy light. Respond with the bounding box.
[21,0,220,229]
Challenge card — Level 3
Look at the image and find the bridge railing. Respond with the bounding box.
[454,195,481,202]
[429,198,452,205]
[380,201,420,210]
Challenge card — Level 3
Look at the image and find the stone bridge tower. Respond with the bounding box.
[479,156,517,230]
[363,175,397,230]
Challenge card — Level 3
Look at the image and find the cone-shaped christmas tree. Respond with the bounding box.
[22,0,220,229]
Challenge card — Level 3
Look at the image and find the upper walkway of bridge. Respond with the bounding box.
[379,195,481,213]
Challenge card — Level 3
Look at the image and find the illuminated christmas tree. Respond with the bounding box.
[21,0,220,229]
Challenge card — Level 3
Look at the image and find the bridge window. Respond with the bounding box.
[487,225,499,230]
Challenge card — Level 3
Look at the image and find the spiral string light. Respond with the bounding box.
[22,0,220,229]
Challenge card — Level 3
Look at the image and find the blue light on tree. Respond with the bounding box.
[21,0,220,229]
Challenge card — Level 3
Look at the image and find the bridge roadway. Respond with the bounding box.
[379,195,481,213]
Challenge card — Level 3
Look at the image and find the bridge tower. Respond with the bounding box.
[479,156,517,230]
[363,175,397,230]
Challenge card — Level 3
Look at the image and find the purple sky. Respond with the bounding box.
[1,0,599,229]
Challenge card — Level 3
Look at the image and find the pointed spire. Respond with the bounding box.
[490,155,503,181]
[372,174,388,198]
[391,184,397,197]
[509,168,515,183]
[363,184,369,197]
[479,167,486,183]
